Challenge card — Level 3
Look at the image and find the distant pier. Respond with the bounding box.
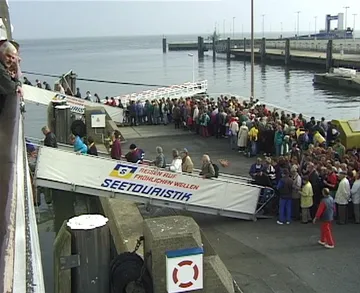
[164,37,360,70]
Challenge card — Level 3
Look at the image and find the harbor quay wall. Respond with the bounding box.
[99,200,235,292]
[230,48,360,70]
[168,37,360,54]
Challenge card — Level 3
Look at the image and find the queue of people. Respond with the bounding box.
[139,93,359,250]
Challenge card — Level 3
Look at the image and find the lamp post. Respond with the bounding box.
[233,16,236,39]
[353,14,357,40]
[344,6,350,30]
[296,11,301,38]
[223,19,225,38]
[262,14,265,37]
[187,53,195,83]
[314,16,317,39]
[250,0,254,98]
[280,22,283,38]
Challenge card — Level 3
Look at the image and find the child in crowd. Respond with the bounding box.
[313,188,335,249]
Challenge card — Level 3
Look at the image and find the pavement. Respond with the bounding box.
[124,124,360,293]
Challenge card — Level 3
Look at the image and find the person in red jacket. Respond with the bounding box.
[313,188,335,249]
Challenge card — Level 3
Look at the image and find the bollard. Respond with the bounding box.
[67,214,110,293]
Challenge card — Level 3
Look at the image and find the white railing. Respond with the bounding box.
[113,80,208,105]
[13,120,45,293]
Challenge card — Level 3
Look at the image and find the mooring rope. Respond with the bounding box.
[21,70,168,87]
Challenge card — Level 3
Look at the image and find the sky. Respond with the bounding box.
[8,0,360,40]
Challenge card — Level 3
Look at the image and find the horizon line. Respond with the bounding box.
[14,31,311,41]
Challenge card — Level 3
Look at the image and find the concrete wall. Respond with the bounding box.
[100,199,235,292]
[100,198,144,256]
[266,39,360,54]
[215,38,360,54]
[143,216,234,293]
[84,105,125,146]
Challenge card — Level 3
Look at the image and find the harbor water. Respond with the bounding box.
[22,34,360,140]
[20,34,360,293]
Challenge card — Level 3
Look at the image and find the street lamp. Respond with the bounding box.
[223,19,225,38]
[344,6,350,30]
[353,14,357,40]
[296,11,301,38]
[262,14,265,37]
[250,0,254,98]
[187,53,195,83]
[280,22,283,38]
[314,16,317,39]
[232,17,236,39]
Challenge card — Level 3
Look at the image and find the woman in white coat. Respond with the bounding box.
[237,121,249,152]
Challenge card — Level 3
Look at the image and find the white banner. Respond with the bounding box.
[35,147,260,216]
[22,85,124,123]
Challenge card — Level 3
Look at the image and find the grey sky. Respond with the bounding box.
[10,1,360,39]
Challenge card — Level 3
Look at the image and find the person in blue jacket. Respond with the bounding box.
[69,134,88,154]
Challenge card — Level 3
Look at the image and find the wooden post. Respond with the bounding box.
[285,38,291,65]
[198,36,204,58]
[54,105,72,144]
[226,37,231,60]
[326,39,333,72]
[212,36,216,61]
[54,221,72,293]
[162,37,167,53]
[69,71,77,94]
[53,190,76,235]
[67,214,110,293]
[261,37,266,62]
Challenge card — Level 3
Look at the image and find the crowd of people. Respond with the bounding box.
[144,93,359,248]
[7,36,358,250]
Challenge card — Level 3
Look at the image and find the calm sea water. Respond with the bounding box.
[20,34,360,292]
[21,34,360,138]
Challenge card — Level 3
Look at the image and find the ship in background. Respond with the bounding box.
[294,12,354,40]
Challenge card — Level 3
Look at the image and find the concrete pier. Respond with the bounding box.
[230,47,360,69]
[124,124,360,293]
[167,37,360,69]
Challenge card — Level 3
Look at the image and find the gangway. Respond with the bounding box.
[21,80,208,124]
[34,146,272,221]
[26,136,252,183]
